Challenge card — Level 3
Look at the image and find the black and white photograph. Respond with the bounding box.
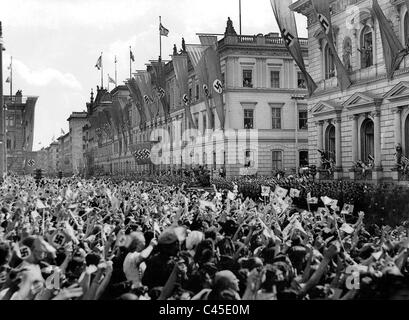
[1,0,409,311]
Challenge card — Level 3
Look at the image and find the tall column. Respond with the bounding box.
[373,111,382,169]
[316,121,324,167]
[334,118,342,170]
[393,108,402,147]
[351,114,359,165]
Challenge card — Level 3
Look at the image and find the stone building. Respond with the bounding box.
[291,0,409,182]
[131,19,310,177]
[57,132,72,176]
[3,90,38,174]
[67,111,88,175]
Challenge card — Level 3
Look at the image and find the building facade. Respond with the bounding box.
[67,111,88,175]
[54,19,309,178]
[292,0,409,182]
[3,90,38,175]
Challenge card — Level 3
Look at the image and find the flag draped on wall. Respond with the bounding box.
[270,0,317,96]
[149,61,170,120]
[117,97,133,152]
[111,97,126,155]
[172,54,197,130]
[134,71,154,120]
[131,142,152,165]
[126,78,147,130]
[311,0,352,91]
[186,44,215,129]
[372,0,406,80]
[202,46,225,129]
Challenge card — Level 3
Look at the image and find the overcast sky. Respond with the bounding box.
[0,0,307,151]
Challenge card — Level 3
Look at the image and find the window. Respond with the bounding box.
[272,151,283,171]
[361,119,374,162]
[360,26,373,68]
[244,150,254,168]
[195,84,200,100]
[271,71,280,88]
[221,72,225,85]
[299,151,309,167]
[189,88,192,100]
[202,113,207,134]
[325,124,336,161]
[194,113,199,129]
[6,115,15,127]
[243,70,253,87]
[272,108,281,129]
[299,111,308,130]
[297,72,306,89]
[244,109,254,129]
[210,110,215,129]
[324,43,335,79]
[6,139,11,150]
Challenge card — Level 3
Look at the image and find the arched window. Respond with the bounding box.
[360,26,373,68]
[325,124,336,161]
[361,119,374,162]
[324,43,335,79]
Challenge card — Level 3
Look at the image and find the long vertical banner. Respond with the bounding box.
[372,0,406,80]
[270,0,317,96]
[186,44,215,129]
[311,0,352,91]
[202,45,225,130]
[126,78,147,130]
[149,61,170,121]
[134,71,154,121]
[172,54,197,129]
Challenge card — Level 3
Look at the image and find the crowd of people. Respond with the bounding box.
[0,174,409,300]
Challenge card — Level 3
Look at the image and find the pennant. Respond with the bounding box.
[108,75,116,85]
[270,0,318,96]
[172,54,197,129]
[159,23,169,37]
[274,186,288,199]
[261,186,271,197]
[341,204,354,215]
[321,196,338,207]
[130,49,135,62]
[95,55,102,70]
[289,188,301,198]
[311,0,352,91]
[372,0,406,80]
[307,192,318,204]
[5,76,10,83]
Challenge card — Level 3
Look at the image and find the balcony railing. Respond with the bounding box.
[220,34,308,48]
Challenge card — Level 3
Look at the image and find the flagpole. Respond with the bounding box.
[101,52,104,89]
[129,46,132,79]
[159,16,162,61]
[107,73,110,92]
[239,0,242,35]
[10,56,12,99]
[115,56,117,87]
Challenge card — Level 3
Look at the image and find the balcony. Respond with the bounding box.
[219,34,308,48]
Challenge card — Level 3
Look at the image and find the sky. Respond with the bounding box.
[0,0,307,151]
